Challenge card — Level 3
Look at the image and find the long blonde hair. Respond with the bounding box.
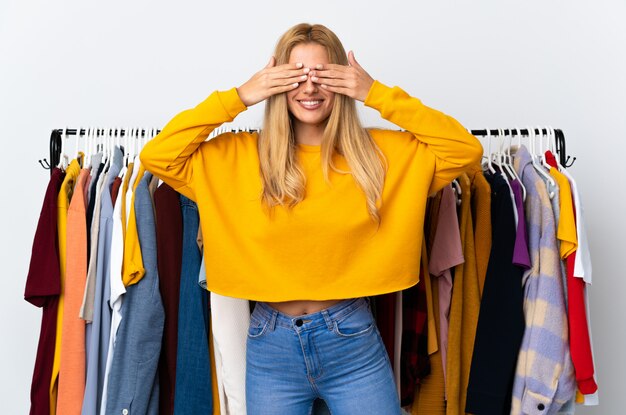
[258,23,388,227]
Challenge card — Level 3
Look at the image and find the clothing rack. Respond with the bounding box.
[41,127,575,174]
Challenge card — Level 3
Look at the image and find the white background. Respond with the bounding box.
[1,0,624,413]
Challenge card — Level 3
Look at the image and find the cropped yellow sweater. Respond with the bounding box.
[140,80,482,301]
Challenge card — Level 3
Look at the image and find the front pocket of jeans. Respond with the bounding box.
[332,307,375,338]
[247,316,270,339]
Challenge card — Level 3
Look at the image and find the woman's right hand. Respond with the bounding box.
[236,57,310,107]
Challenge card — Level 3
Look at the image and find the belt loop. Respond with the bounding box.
[321,309,333,331]
[269,309,278,331]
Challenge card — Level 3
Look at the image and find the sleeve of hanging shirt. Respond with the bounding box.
[364,80,483,195]
[139,88,248,201]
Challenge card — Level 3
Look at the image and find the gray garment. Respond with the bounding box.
[82,147,123,415]
[105,171,164,415]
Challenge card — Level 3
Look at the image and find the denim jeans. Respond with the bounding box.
[246,297,401,415]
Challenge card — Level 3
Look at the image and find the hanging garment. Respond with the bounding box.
[400,249,430,406]
[469,168,491,297]
[428,184,464,393]
[56,168,90,415]
[562,166,599,406]
[466,172,524,415]
[546,160,597,396]
[445,172,480,415]
[122,164,146,287]
[104,171,165,414]
[82,147,123,414]
[80,164,107,323]
[85,154,103,259]
[139,81,483,302]
[510,146,576,414]
[154,182,183,415]
[411,268,446,415]
[173,195,213,413]
[100,162,128,415]
[25,167,65,415]
[374,293,396,370]
[50,158,81,415]
[210,290,250,414]
[510,179,531,270]
[394,290,403,398]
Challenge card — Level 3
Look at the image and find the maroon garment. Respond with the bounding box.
[24,167,65,415]
[154,183,183,415]
[374,293,396,365]
[400,271,430,406]
[110,176,122,207]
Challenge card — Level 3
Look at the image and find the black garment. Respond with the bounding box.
[86,162,104,260]
[465,173,525,415]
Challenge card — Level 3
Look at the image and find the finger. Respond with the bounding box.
[348,51,361,68]
[318,84,352,96]
[269,74,308,88]
[269,82,300,94]
[266,61,307,75]
[269,68,310,80]
[310,69,350,80]
[265,56,275,68]
[311,77,354,89]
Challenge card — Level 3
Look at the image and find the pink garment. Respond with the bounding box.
[428,185,464,395]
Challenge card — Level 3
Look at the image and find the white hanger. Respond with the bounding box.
[485,128,496,174]
[56,127,68,169]
[527,126,556,198]
[84,127,92,169]
[508,128,527,201]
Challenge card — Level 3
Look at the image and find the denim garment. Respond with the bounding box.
[104,171,165,415]
[173,195,212,414]
[246,297,401,415]
[82,147,122,415]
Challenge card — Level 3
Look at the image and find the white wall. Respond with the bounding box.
[1,0,624,412]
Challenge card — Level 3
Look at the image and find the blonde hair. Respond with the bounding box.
[258,23,388,227]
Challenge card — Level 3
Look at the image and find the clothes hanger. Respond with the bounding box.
[56,127,69,170]
[485,128,497,175]
[507,128,526,201]
[527,126,556,199]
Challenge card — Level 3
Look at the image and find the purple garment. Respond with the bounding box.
[510,179,531,269]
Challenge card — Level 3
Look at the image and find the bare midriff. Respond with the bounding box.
[264,299,346,317]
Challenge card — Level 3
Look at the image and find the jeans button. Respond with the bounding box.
[295,319,303,327]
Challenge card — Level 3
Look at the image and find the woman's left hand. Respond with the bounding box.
[309,51,374,102]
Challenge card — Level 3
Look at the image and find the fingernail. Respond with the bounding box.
[316,64,323,69]
[303,67,310,74]
[311,76,318,81]
[293,83,299,87]
[296,62,303,68]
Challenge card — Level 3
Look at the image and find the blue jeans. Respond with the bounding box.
[246,297,401,415]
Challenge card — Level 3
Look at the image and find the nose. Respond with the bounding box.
[302,73,318,94]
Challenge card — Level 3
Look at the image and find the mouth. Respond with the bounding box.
[297,99,324,110]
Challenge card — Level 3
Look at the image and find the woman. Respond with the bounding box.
[140,23,482,415]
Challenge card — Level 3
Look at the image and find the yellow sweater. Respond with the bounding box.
[140,80,482,301]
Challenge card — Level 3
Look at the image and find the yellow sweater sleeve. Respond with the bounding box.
[364,80,483,195]
[140,87,247,201]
